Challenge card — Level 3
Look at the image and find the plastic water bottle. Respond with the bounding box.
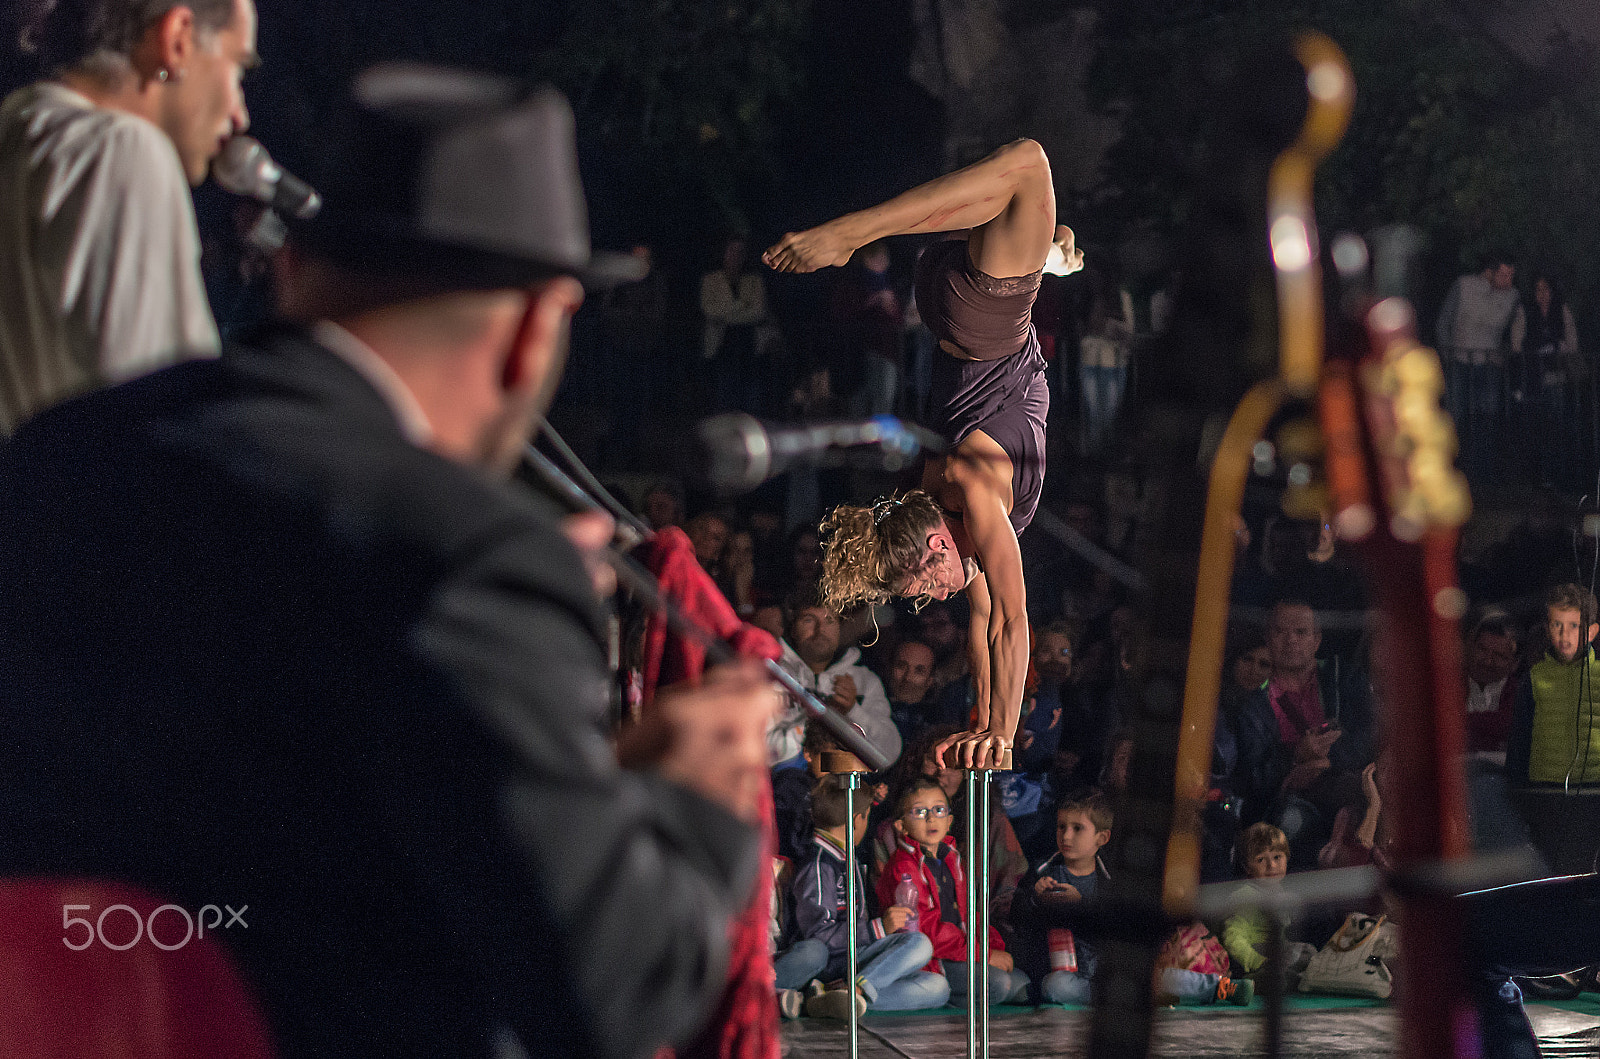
[894,874,920,934]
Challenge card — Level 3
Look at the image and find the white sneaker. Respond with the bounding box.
[777,988,804,1019]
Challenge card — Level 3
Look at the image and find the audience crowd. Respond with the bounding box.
[207,219,1600,1018]
[10,1,1600,1047]
[618,411,1600,1016]
[546,240,1600,1019]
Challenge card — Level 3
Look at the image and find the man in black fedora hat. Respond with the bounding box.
[0,63,773,1059]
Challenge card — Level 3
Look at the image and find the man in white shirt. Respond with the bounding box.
[773,587,902,767]
[0,0,257,433]
[699,235,770,413]
[1435,253,1518,479]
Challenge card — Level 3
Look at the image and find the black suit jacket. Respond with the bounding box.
[0,326,758,1058]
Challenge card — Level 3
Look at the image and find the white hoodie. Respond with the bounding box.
[772,641,902,768]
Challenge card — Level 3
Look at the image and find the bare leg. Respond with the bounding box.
[764,139,1064,280]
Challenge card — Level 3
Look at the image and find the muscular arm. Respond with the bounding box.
[765,139,1062,280]
[939,431,1029,769]
[966,573,993,732]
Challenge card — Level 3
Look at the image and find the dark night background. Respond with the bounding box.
[4,0,1598,310]
[3,0,1600,490]
[3,1,1593,280]
[0,0,939,269]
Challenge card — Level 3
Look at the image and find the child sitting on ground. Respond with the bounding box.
[794,777,950,1017]
[771,854,829,1019]
[1016,792,1252,1006]
[870,727,1029,939]
[775,722,876,865]
[771,722,817,865]
[877,777,1030,1006]
[1222,822,1319,985]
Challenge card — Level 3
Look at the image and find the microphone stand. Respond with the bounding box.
[537,422,655,546]
[522,441,892,773]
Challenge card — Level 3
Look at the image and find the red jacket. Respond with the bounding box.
[876,832,1005,968]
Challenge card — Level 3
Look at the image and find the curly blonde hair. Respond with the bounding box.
[818,490,946,611]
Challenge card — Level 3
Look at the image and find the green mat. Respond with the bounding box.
[862,1004,1038,1019]
[1258,994,1389,1011]
[862,994,1390,1018]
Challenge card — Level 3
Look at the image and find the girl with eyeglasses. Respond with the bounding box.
[876,777,1031,1007]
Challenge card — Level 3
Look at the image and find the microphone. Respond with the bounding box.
[213,136,322,220]
[689,413,942,495]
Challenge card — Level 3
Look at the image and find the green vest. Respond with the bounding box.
[1527,648,1600,784]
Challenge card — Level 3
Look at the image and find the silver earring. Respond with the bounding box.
[156,68,169,82]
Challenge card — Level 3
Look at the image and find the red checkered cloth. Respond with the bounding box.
[638,526,781,1059]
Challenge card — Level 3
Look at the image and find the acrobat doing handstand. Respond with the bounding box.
[765,138,1082,771]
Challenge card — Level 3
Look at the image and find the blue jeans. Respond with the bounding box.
[1044,968,1222,1005]
[1445,358,1502,423]
[825,932,950,1011]
[1079,363,1126,453]
[775,938,830,991]
[945,960,1031,1006]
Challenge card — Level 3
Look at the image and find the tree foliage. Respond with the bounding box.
[1086,0,1600,333]
[532,0,811,236]
[213,0,810,246]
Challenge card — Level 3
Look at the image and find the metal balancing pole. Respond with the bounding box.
[964,769,997,1058]
[979,768,992,1059]
[821,752,868,1059]
[845,771,861,1059]
[965,770,979,1059]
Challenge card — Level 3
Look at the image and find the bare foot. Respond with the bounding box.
[763,225,858,273]
[1043,224,1084,277]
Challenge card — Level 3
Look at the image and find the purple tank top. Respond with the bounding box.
[914,238,1048,536]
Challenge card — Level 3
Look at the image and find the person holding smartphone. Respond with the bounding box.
[1219,600,1374,868]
